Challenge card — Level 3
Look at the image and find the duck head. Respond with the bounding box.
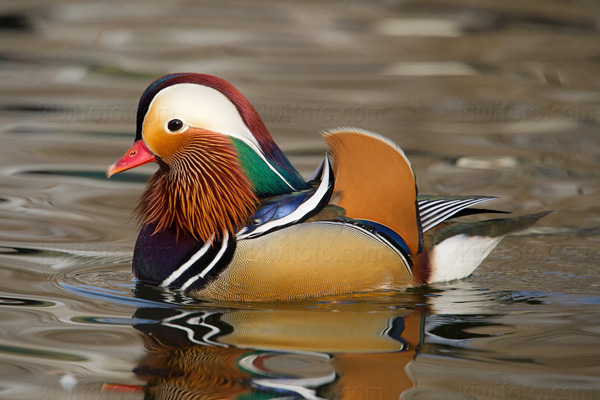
[107,73,307,242]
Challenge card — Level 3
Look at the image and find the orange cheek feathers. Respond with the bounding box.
[141,120,188,159]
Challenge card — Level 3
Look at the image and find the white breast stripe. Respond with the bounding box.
[160,236,214,287]
[180,231,230,291]
[237,154,333,240]
[162,311,226,347]
[188,314,226,346]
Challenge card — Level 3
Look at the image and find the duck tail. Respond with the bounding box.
[419,211,552,284]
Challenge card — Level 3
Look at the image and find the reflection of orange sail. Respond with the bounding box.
[330,313,422,399]
[132,299,424,399]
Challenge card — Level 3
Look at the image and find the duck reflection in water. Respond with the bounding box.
[130,285,425,400]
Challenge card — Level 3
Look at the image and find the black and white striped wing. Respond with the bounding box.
[418,196,498,232]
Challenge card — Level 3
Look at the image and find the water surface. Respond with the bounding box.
[0,0,599,399]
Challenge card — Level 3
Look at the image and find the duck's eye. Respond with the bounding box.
[167,119,184,132]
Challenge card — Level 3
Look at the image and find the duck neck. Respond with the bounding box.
[135,135,258,243]
[231,138,309,198]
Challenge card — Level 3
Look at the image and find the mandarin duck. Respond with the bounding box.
[107,73,548,301]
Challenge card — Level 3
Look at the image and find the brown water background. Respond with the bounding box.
[0,0,599,399]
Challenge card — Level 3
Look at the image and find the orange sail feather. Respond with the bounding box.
[324,129,422,255]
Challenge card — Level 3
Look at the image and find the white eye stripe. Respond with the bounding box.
[149,83,261,147]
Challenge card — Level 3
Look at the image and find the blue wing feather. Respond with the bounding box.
[237,155,335,240]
